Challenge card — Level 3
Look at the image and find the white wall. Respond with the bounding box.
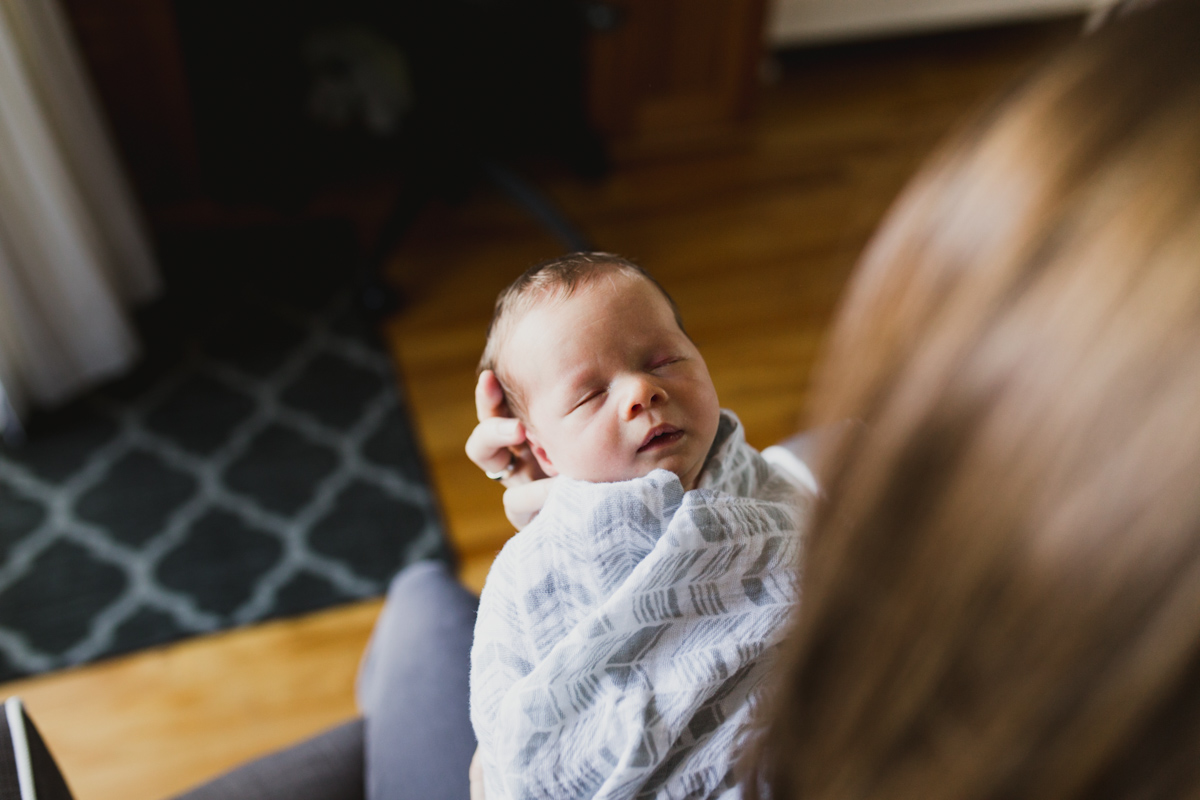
[768,0,1115,45]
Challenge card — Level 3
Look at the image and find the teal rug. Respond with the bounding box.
[0,223,449,680]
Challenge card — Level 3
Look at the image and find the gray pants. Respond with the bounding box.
[173,560,479,800]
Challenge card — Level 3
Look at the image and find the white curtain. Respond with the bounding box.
[0,0,160,436]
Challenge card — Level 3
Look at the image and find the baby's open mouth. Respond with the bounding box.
[639,425,683,452]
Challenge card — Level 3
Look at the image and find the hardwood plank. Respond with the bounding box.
[2,600,379,800]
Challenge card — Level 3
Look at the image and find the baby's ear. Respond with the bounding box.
[526,433,559,478]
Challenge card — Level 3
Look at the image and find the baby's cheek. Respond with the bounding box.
[579,432,630,483]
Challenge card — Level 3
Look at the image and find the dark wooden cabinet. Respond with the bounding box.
[61,0,768,208]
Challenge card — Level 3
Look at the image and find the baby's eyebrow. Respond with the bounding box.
[560,362,597,389]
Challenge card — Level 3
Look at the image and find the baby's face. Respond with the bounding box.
[504,274,720,489]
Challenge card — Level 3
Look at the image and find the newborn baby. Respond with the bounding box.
[470,253,809,800]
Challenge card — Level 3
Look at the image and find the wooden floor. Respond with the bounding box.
[1,19,1078,800]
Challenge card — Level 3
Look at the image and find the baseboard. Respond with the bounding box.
[769,0,1107,44]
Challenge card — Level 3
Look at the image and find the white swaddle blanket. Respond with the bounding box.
[470,412,810,800]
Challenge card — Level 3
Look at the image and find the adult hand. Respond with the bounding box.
[464,370,554,529]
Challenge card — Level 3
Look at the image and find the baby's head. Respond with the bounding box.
[480,253,721,489]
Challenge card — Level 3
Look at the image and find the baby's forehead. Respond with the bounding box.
[536,277,672,334]
[498,271,679,363]
[496,278,633,357]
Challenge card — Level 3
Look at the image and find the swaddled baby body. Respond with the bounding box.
[470,254,810,800]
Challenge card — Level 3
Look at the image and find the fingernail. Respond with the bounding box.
[501,419,520,435]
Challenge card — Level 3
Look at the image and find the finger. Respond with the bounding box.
[465,417,526,473]
[503,477,555,530]
[475,370,510,422]
[469,749,486,800]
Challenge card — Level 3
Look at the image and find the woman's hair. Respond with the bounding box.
[751,1,1200,797]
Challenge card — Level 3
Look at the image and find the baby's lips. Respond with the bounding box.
[639,423,681,450]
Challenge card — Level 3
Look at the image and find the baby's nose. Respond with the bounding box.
[622,376,666,419]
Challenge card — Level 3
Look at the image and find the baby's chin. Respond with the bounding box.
[566,459,706,489]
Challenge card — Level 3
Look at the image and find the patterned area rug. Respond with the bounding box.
[0,223,449,681]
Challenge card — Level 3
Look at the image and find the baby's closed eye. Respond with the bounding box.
[649,356,684,371]
[570,389,605,412]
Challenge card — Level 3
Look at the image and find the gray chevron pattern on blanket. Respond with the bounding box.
[471,412,810,800]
